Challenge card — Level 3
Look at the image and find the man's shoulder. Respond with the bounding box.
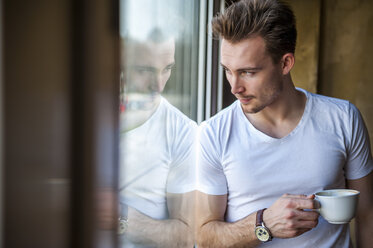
[203,100,239,127]
[307,90,352,115]
[160,97,197,126]
[310,91,349,106]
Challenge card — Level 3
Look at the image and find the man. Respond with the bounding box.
[118,29,196,247]
[196,0,373,247]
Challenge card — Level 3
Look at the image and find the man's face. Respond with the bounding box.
[120,39,175,129]
[126,39,175,95]
[221,36,284,114]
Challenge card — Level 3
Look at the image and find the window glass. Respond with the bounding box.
[120,0,200,120]
[119,0,199,246]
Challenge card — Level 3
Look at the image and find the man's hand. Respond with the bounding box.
[263,194,320,238]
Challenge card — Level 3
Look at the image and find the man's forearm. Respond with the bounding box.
[197,213,260,248]
[347,172,373,248]
[125,208,193,247]
[355,209,373,247]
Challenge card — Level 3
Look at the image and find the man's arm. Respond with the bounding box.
[124,191,194,248]
[347,171,373,248]
[196,191,319,248]
[195,191,260,248]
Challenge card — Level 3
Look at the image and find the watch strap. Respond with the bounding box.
[256,208,266,227]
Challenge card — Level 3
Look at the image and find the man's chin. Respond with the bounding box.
[125,93,161,111]
[240,103,263,114]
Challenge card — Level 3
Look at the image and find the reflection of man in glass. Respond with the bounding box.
[120,30,175,130]
[119,29,196,247]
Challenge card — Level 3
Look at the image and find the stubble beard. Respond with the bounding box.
[241,101,264,114]
[240,83,283,114]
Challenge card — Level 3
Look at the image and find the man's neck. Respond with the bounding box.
[121,95,161,132]
[244,80,307,139]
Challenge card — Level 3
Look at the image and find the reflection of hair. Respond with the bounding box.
[212,0,297,63]
[147,28,171,43]
[122,27,174,48]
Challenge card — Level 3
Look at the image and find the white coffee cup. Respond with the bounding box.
[314,189,359,224]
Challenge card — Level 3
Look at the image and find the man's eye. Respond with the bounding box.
[224,68,232,74]
[163,67,173,73]
[134,68,149,74]
[132,66,155,74]
[240,71,254,76]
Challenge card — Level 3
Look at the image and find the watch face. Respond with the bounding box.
[118,218,128,235]
[255,226,270,242]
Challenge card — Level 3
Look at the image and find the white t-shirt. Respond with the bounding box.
[120,96,197,220]
[197,88,373,247]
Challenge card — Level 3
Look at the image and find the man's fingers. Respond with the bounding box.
[307,194,315,199]
[293,219,318,229]
[281,198,316,210]
[295,209,319,221]
[285,194,315,201]
[285,194,308,199]
[283,194,320,208]
[289,198,320,210]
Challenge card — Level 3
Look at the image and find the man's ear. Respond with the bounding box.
[281,53,295,75]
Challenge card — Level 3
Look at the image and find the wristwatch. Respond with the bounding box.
[118,216,128,235]
[118,204,128,235]
[255,208,272,242]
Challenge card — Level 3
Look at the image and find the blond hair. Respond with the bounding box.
[212,0,297,62]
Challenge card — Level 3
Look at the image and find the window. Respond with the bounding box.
[118,0,221,246]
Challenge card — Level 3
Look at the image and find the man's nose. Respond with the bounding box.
[155,73,164,92]
[230,76,245,95]
[149,72,163,93]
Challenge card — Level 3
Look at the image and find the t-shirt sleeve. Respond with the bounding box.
[166,120,198,194]
[196,122,228,195]
[345,103,373,179]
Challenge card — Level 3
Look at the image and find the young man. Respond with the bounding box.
[196,0,373,247]
[118,29,196,247]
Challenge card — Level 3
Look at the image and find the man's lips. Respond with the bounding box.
[237,97,253,104]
